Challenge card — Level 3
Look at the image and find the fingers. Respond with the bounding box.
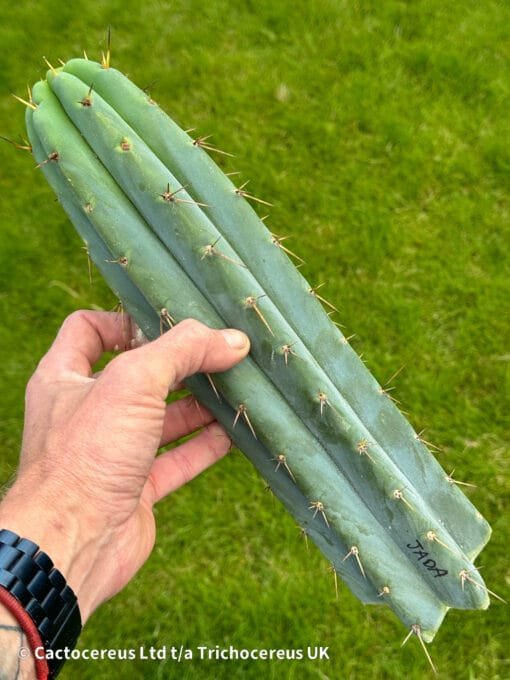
[159,395,215,446]
[146,422,232,503]
[37,310,139,378]
[104,319,250,399]
[37,312,249,413]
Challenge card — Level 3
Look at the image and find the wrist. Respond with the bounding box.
[0,587,48,679]
[0,477,105,623]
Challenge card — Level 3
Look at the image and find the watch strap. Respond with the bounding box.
[0,528,82,677]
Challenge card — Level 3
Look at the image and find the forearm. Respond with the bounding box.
[0,482,95,680]
[0,603,35,679]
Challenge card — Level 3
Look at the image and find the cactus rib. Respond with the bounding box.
[61,59,491,560]
[24,60,495,644]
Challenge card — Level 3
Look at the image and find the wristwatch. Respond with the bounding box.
[0,528,82,677]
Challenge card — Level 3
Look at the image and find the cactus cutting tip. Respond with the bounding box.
[401,624,437,675]
[459,568,507,604]
[273,453,296,482]
[446,469,477,488]
[309,500,329,527]
[309,283,339,313]
[233,403,257,439]
[25,55,495,645]
[342,546,366,579]
[193,134,234,157]
[235,180,273,207]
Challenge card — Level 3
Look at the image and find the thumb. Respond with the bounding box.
[103,319,250,397]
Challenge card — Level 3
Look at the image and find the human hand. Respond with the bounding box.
[0,311,250,623]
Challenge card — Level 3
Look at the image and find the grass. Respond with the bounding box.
[0,1,509,678]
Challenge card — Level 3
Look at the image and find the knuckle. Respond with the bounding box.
[168,321,212,371]
[26,358,56,392]
[62,309,90,330]
[25,371,41,399]
[173,319,218,357]
[101,349,165,395]
[175,318,209,340]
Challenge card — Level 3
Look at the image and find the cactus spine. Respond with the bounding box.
[25,58,493,644]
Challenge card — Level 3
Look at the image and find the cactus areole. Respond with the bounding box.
[25,58,492,645]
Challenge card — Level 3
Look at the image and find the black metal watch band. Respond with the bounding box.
[0,528,82,678]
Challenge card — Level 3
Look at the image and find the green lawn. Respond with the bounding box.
[0,1,508,678]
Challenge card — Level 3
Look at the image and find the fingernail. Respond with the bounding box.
[221,329,249,350]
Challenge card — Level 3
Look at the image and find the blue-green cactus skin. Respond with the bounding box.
[25,60,493,643]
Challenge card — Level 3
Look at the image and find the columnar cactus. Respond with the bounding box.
[24,57,493,648]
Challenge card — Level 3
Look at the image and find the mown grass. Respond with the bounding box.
[0,1,508,678]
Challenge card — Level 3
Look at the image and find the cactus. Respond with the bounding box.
[23,56,494,649]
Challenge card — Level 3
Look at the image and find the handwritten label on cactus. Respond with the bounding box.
[407,539,448,577]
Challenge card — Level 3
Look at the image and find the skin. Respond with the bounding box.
[0,311,250,678]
